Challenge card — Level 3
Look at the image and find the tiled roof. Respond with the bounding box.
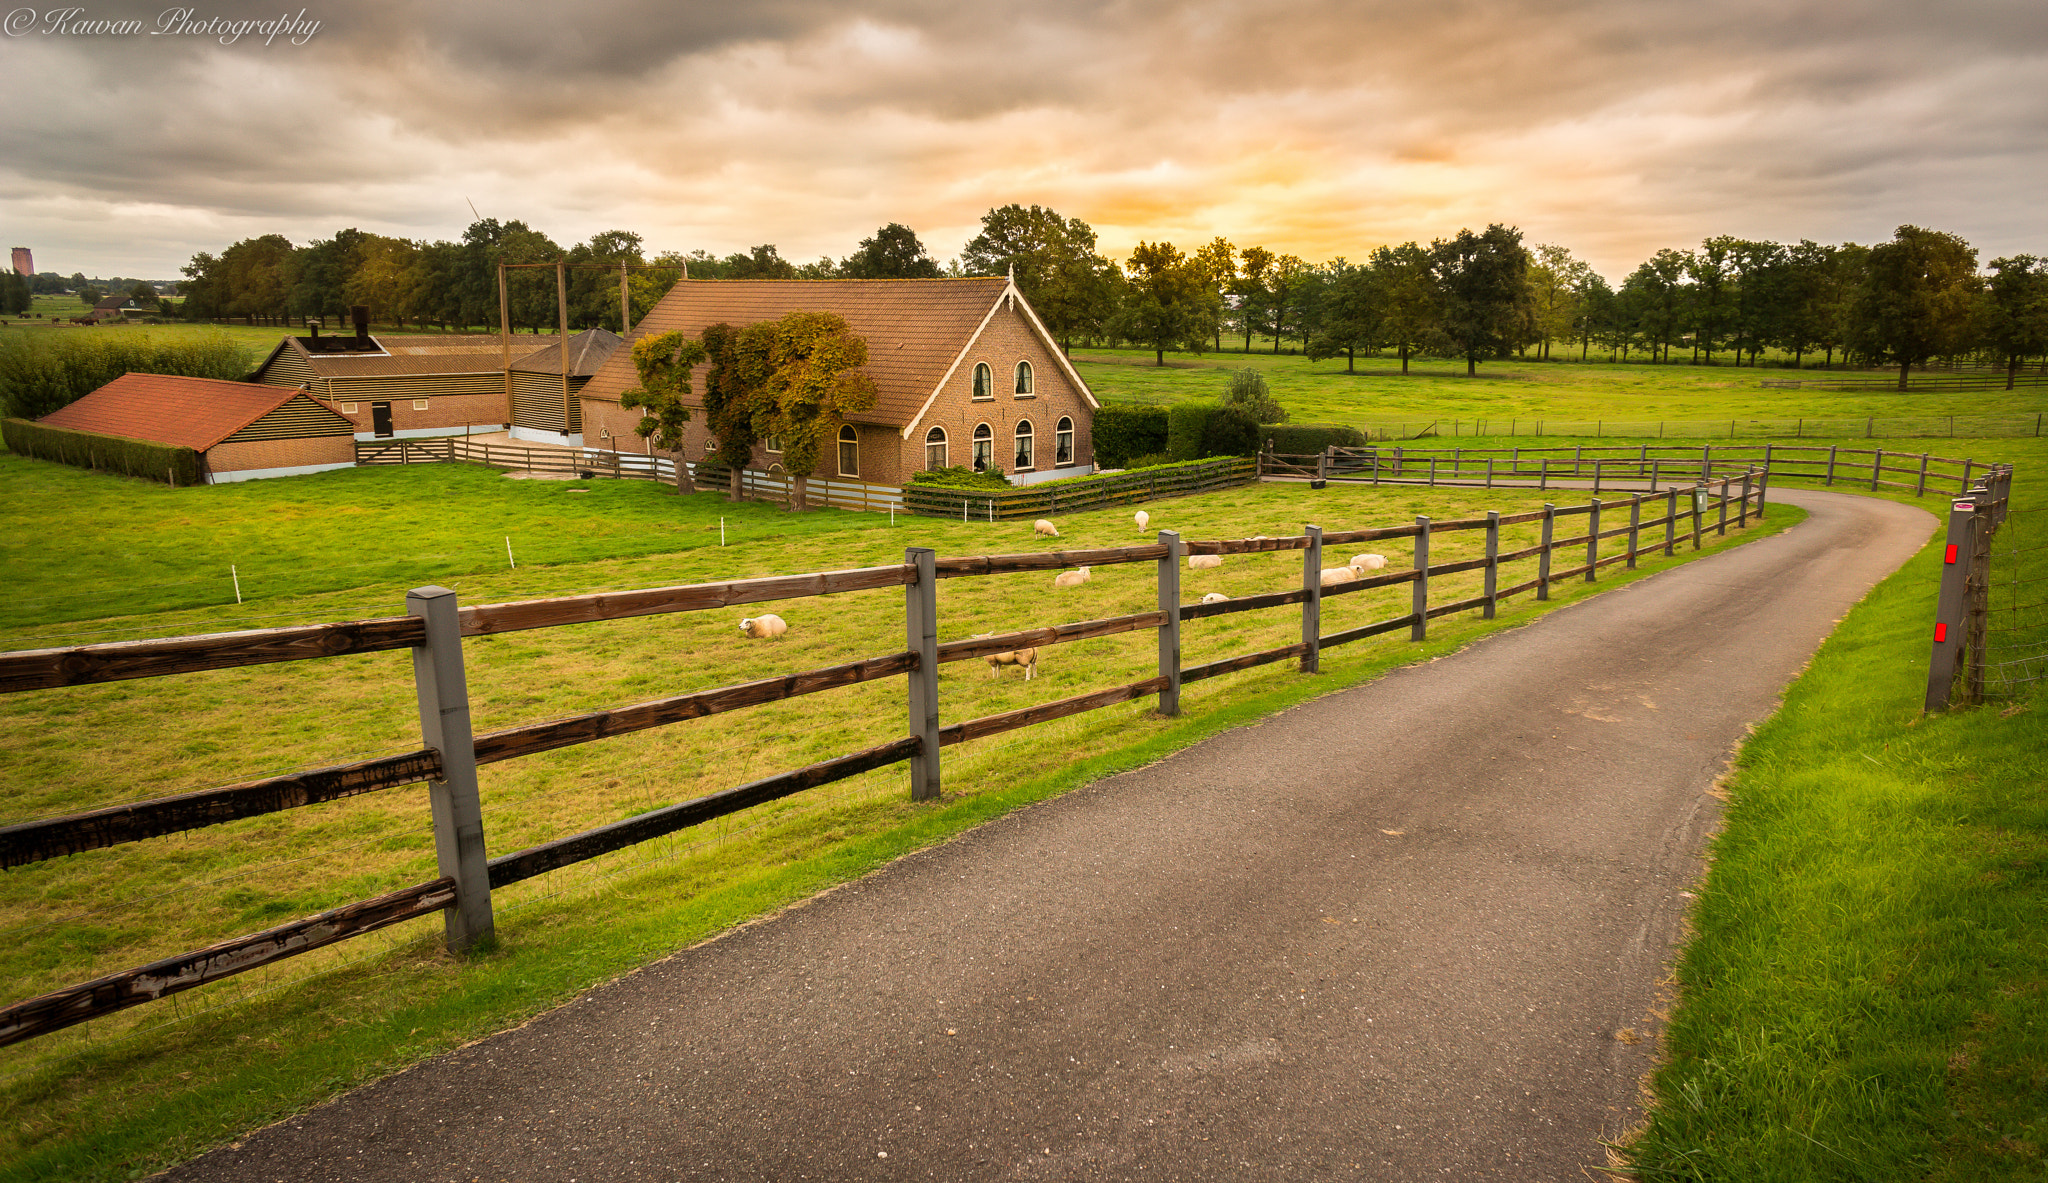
[509,328,624,377]
[263,333,558,378]
[578,278,1013,428]
[37,373,302,451]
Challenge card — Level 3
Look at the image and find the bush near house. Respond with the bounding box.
[1092,403,1170,467]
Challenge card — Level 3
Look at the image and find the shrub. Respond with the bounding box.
[908,464,1011,490]
[1166,402,1261,463]
[1092,402,1170,467]
[1122,451,1171,470]
[0,330,253,419]
[1222,368,1288,423]
[3,417,204,484]
[1260,423,1370,455]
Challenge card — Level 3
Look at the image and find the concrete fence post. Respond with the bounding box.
[1483,510,1500,619]
[407,586,494,954]
[1301,524,1323,673]
[1411,516,1431,641]
[1157,531,1183,716]
[1538,503,1555,600]
[904,547,941,801]
[1924,497,1981,711]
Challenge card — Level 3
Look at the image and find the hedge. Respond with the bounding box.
[3,418,204,485]
[1092,403,1170,467]
[907,464,1012,490]
[1165,402,1260,463]
[1260,423,1370,454]
[901,456,1257,520]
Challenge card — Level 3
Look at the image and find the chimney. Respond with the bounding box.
[351,304,370,345]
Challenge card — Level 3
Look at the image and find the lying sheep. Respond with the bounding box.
[1034,519,1060,537]
[1200,592,1229,604]
[1318,564,1361,587]
[1188,554,1223,570]
[1351,553,1388,570]
[1052,566,1091,588]
[974,634,1038,680]
[1134,509,1150,532]
[739,613,788,639]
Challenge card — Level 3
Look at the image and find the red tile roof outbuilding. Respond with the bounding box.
[37,373,312,450]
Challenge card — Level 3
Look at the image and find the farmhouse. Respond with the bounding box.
[29,372,355,482]
[578,277,1098,488]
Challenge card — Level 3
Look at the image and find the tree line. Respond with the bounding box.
[166,209,2048,391]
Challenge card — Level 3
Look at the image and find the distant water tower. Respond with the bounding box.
[10,247,30,277]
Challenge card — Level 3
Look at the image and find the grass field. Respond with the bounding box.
[0,447,1786,1181]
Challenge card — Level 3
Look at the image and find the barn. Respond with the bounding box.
[28,372,356,483]
[577,277,1098,489]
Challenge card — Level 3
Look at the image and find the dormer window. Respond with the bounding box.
[1014,361,1033,396]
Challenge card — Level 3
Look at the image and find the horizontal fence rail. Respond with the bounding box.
[1338,411,2047,441]
[0,468,1782,1046]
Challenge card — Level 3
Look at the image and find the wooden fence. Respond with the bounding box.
[1925,465,2018,710]
[0,469,1766,1047]
[1260,442,1986,500]
[901,457,1258,521]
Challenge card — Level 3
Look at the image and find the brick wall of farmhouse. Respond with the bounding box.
[205,435,354,473]
[327,389,507,434]
[913,301,1092,480]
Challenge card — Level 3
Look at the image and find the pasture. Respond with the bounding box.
[0,450,1784,1181]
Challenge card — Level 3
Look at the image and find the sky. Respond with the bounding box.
[3,0,2045,284]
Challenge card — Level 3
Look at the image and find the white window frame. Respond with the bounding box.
[1013,419,1034,471]
[971,422,994,472]
[765,434,783,454]
[924,426,948,470]
[1014,361,1033,396]
[1056,416,1075,465]
[411,399,429,411]
[971,362,994,401]
[837,424,859,477]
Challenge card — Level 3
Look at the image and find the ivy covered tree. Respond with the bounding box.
[619,330,708,494]
[744,310,878,511]
[699,321,763,501]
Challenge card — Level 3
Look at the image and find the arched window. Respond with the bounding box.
[703,437,718,453]
[971,423,994,472]
[837,424,858,477]
[972,363,994,400]
[1014,419,1034,471]
[1056,416,1075,466]
[1014,361,1033,395]
[924,426,948,470]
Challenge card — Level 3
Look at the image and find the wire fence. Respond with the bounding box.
[1986,507,2048,701]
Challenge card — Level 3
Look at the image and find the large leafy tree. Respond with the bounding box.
[619,330,708,494]
[841,223,943,279]
[1978,255,2048,390]
[287,228,370,322]
[1306,260,1381,372]
[1110,240,1219,366]
[1686,237,1737,363]
[1849,225,1980,390]
[1427,224,1534,376]
[1528,244,1591,360]
[1233,246,1275,352]
[1192,237,1237,351]
[698,321,763,501]
[1724,239,1788,366]
[1263,254,1310,354]
[746,311,879,511]
[960,204,1114,352]
[1620,248,1690,363]
[1369,242,1437,374]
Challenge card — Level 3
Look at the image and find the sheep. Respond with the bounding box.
[1052,566,1091,588]
[1351,553,1388,570]
[1318,565,1361,587]
[1034,519,1060,537]
[1200,592,1230,604]
[974,634,1038,680]
[1134,509,1150,533]
[739,613,788,639]
[1188,553,1223,570]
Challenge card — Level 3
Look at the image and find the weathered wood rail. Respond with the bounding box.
[1260,442,1984,500]
[0,470,1768,1046]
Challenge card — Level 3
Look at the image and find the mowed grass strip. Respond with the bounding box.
[0,463,1791,1181]
[1624,437,2048,1182]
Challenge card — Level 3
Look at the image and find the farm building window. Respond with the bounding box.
[837,425,859,477]
[971,423,993,472]
[1014,420,1034,470]
[765,435,782,453]
[411,399,429,411]
[924,426,948,470]
[339,402,357,413]
[972,363,994,400]
[704,437,717,452]
[1014,361,1033,395]
[1056,416,1074,465]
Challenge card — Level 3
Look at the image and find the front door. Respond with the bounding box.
[371,401,393,438]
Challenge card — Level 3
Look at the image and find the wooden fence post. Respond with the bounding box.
[1915,453,1929,496]
[1301,525,1323,673]
[1483,510,1500,619]
[1627,495,1642,569]
[1825,445,1838,487]
[904,548,941,801]
[1870,448,1884,492]
[1411,516,1430,641]
[1665,488,1678,556]
[1961,458,1974,494]
[1717,476,1730,536]
[1157,531,1183,716]
[1317,447,1330,481]
[1692,481,1706,550]
[1538,504,1555,600]
[1586,498,1601,582]
[1649,457,1660,491]
[1485,458,1494,489]
[1924,497,1981,711]
[1757,465,1768,518]
[406,586,493,954]
[1700,445,1711,480]
[1738,470,1752,527]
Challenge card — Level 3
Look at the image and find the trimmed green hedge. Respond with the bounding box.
[1093,403,1170,467]
[1166,402,1260,463]
[907,464,1012,490]
[3,418,204,485]
[1261,423,1370,454]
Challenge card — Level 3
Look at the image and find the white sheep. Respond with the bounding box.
[1052,566,1091,588]
[1318,565,1361,587]
[739,613,788,639]
[1034,519,1060,537]
[1351,553,1388,570]
[975,635,1038,680]
[1200,592,1229,604]
[1134,509,1150,532]
[1188,554,1223,570]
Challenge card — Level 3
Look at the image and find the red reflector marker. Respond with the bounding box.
[1935,623,1949,643]
[1945,544,1959,564]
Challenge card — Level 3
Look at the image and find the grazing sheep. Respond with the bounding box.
[1318,565,1361,587]
[1034,519,1060,537]
[1135,510,1150,533]
[976,635,1038,680]
[739,614,788,639]
[1188,554,1223,570]
[1052,566,1092,588]
[1200,592,1230,604]
[1351,553,1388,570]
